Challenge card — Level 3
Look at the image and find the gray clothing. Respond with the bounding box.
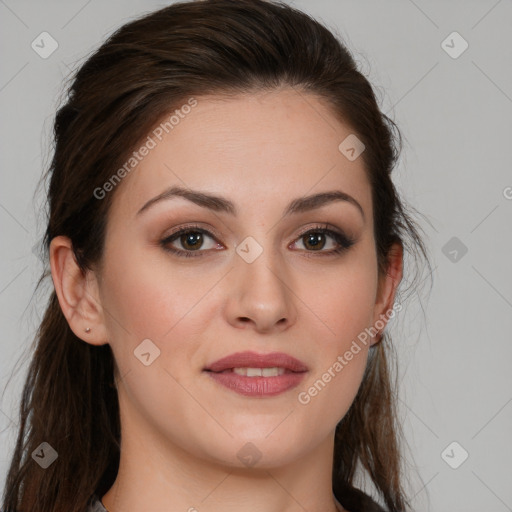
[86,494,108,512]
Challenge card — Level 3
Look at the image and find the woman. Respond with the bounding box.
[1,1,430,511]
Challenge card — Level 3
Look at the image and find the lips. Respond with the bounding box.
[204,350,308,397]
[204,351,308,373]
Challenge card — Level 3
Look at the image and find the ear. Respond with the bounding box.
[49,236,108,345]
[370,242,403,346]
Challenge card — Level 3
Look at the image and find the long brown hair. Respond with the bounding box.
[1,1,431,511]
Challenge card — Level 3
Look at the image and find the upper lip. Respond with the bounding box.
[204,351,309,373]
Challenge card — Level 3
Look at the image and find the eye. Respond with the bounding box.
[160,223,355,259]
[290,225,355,256]
[160,225,221,258]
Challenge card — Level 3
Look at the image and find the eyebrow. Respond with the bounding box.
[136,185,365,221]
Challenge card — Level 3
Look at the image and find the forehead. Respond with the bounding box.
[109,88,372,221]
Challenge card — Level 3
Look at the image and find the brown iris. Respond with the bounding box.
[303,232,326,251]
[180,231,204,250]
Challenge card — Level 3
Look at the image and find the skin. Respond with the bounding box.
[50,88,402,512]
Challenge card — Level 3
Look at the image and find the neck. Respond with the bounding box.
[101,413,345,512]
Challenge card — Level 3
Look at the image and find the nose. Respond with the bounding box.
[223,245,298,334]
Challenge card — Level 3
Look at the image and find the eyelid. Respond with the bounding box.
[161,222,224,247]
[294,222,349,240]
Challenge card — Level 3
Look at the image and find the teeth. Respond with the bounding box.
[232,367,286,377]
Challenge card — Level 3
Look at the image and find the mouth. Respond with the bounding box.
[203,351,308,397]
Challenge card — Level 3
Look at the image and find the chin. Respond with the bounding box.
[205,434,310,471]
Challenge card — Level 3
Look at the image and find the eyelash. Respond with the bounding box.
[160,223,355,259]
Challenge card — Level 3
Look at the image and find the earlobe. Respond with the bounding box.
[371,242,404,345]
[49,236,108,345]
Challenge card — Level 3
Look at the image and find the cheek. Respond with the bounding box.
[296,272,375,424]
[99,241,220,341]
[97,244,222,391]
[297,253,377,418]
[99,248,214,432]
[312,258,378,348]
[296,347,369,433]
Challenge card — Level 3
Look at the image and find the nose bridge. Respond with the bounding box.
[227,233,296,331]
[236,234,287,299]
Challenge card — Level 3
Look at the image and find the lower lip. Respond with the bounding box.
[204,370,307,397]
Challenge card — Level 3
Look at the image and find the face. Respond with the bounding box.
[93,88,395,469]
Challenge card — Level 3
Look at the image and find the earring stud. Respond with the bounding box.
[84,327,91,333]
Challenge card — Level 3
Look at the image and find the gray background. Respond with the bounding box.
[1,1,511,511]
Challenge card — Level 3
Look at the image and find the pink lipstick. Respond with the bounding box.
[203,351,308,397]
